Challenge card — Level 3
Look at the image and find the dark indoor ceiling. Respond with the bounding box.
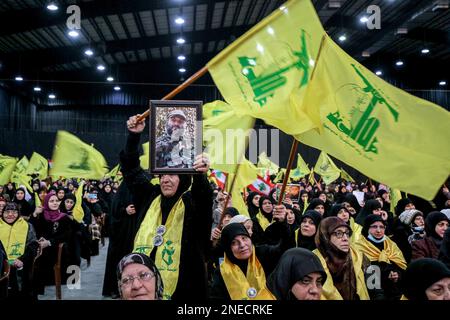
[0,0,448,103]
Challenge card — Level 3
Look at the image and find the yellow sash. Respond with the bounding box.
[256,211,271,231]
[133,194,185,300]
[313,247,370,300]
[0,217,29,264]
[354,236,407,270]
[349,218,362,243]
[220,246,275,300]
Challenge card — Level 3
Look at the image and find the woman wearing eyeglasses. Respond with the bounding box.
[313,217,370,300]
[354,214,406,300]
[117,253,164,300]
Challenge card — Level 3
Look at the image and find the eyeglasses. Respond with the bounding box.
[331,230,352,239]
[369,225,386,230]
[120,271,154,287]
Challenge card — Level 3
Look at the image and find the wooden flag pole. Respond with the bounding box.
[136,66,209,122]
[277,139,299,205]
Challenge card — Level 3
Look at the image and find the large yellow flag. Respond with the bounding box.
[26,152,48,180]
[290,153,311,180]
[203,101,255,174]
[0,155,18,185]
[10,172,33,193]
[140,142,150,170]
[257,152,279,175]
[14,156,29,174]
[50,131,108,179]
[314,151,341,185]
[296,36,450,199]
[207,0,324,135]
[203,100,232,120]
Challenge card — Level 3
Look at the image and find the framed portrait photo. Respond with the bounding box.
[275,183,301,203]
[149,100,203,174]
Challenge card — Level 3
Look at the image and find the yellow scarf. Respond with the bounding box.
[220,246,275,300]
[349,218,362,243]
[256,211,271,231]
[0,217,29,264]
[313,247,370,300]
[354,236,407,270]
[134,194,185,300]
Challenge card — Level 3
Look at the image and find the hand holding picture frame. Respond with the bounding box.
[149,100,203,174]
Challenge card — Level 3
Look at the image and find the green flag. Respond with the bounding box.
[314,151,341,185]
[296,35,450,199]
[50,131,108,179]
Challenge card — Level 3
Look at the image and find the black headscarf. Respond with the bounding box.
[60,193,77,214]
[328,204,350,219]
[13,187,32,217]
[258,195,273,220]
[425,211,449,240]
[223,207,239,218]
[355,199,382,226]
[160,175,191,225]
[361,214,385,238]
[246,192,260,218]
[1,202,20,225]
[297,210,322,251]
[306,198,325,214]
[117,253,164,300]
[395,198,413,216]
[220,223,251,271]
[439,227,450,268]
[402,258,450,300]
[343,193,362,214]
[267,248,327,300]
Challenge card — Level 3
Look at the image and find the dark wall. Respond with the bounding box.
[1,83,449,180]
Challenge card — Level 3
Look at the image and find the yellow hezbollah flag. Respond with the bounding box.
[296,36,450,199]
[203,100,232,120]
[340,168,355,182]
[207,0,324,135]
[203,101,255,174]
[50,131,108,179]
[390,188,402,215]
[257,152,279,175]
[0,155,18,185]
[274,168,286,183]
[10,172,33,193]
[14,156,29,175]
[105,164,120,178]
[314,151,341,185]
[308,168,315,185]
[290,153,311,180]
[26,152,48,180]
[140,142,150,170]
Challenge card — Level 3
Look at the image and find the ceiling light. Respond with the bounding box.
[97,65,106,71]
[421,48,430,54]
[114,86,121,91]
[107,76,114,82]
[68,30,79,38]
[34,87,42,92]
[360,16,368,23]
[179,68,186,73]
[177,55,186,61]
[176,37,185,44]
[439,81,447,86]
[84,49,94,56]
[338,35,346,42]
[15,76,23,81]
[175,17,185,25]
[375,70,383,76]
[48,94,56,99]
[395,60,404,66]
[46,3,58,11]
